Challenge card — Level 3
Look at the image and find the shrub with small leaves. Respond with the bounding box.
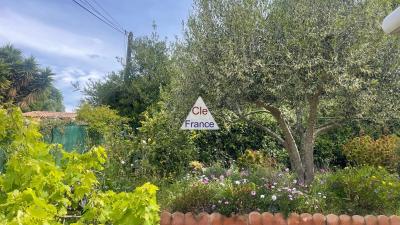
[300,166,400,215]
[342,135,400,172]
[237,149,277,169]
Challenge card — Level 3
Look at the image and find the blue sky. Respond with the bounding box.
[0,0,192,111]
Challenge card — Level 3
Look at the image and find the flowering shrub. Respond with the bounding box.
[162,164,304,216]
[162,163,400,216]
[300,166,400,215]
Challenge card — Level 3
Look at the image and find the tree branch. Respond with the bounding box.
[239,114,285,145]
[235,105,285,146]
[314,120,343,136]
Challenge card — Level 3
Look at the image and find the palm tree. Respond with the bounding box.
[0,45,63,111]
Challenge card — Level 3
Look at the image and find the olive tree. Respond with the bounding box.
[178,0,400,184]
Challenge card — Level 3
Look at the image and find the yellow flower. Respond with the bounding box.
[189,161,203,171]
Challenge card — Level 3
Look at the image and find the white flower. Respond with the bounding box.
[260,194,265,199]
[323,196,327,199]
[318,192,322,195]
[141,140,146,144]
[121,160,125,164]
[272,195,277,201]
[285,168,289,172]
[293,179,297,184]
[130,164,134,167]
[235,180,241,185]
[271,185,275,189]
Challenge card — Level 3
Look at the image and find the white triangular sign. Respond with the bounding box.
[181,96,219,130]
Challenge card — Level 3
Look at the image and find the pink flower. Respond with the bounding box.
[251,191,256,196]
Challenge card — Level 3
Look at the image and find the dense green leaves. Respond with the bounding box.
[0,45,64,112]
[0,107,159,224]
[84,31,174,127]
[174,0,400,183]
[181,0,400,116]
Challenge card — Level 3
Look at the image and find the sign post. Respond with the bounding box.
[181,96,219,130]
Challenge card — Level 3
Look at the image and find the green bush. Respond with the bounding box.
[237,149,277,169]
[0,107,159,225]
[302,166,400,215]
[314,125,354,169]
[342,135,400,172]
[77,103,137,191]
[193,111,288,166]
[135,101,198,180]
[161,164,303,216]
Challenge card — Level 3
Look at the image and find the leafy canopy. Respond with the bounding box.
[0,107,159,225]
[0,45,64,111]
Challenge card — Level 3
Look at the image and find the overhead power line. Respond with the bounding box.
[89,0,125,32]
[80,0,125,34]
[71,0,126,35]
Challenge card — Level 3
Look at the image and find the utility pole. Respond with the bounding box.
[124,31,133,83]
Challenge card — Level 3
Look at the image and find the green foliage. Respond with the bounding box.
[135,100,198,180]
[77,103,136,191]
[162,163,400,216]
[0,45,64,111]
[180,0,400,119]
[27,87,65,112]
[161,164,303,216]
[342,135,400,172]
[237,149,277,169]
[302,166,400,215]
[0,107,159,224]
[313,125,354,169]
[174,0,400,183]
[77,183,159,225]
[0,107,41,171]
[77,103,129,136]
[84,31,174,127]
[193,110,287,165]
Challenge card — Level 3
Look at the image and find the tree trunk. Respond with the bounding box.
[263,104,306,184]
[258,92,322,185]
[302,93,320,184]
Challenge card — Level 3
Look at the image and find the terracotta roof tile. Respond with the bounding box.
[23,111,76,120]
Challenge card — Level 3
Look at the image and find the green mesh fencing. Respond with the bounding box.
[0,122,88,172]
[43,123,87,153]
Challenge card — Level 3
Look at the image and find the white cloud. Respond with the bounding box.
[0,8,114,61]
[56,67,104,84]
[0,8,122,111]
[52,66,105,112]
